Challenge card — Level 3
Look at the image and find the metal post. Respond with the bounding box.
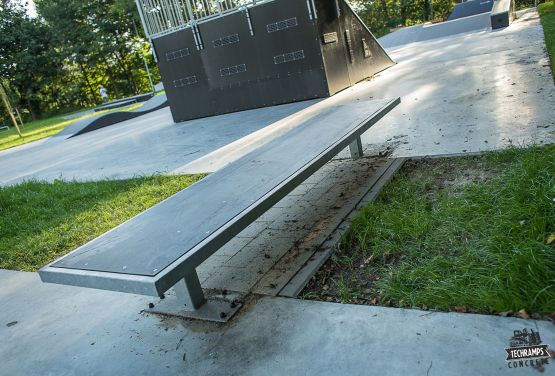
[184,0,196,22]
[245,8,254,36]
[173,270,206,310]
[349,136,363,159]
[131,17,156,93]
[172,0,187,25]
[135,0,151,38]
[215,0,223,15]
[143,56,155,92]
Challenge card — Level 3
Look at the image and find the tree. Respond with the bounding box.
[0,1,59,119]
[36,0,158,106]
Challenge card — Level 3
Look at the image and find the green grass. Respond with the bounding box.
[0,174,204,271]
[539,0,555,77]
[0,103,142,152]
[303,146,555,315]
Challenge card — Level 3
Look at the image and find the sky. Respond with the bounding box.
[27,0,37,17]
[20,0,37,17]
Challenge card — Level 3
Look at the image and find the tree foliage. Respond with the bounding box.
[0,1,59,119]
[352,0,456,37]
[0,0,159,122]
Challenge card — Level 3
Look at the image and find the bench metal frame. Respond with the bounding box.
[40,98,400,319]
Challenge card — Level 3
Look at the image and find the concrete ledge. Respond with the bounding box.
[2,270,553,376]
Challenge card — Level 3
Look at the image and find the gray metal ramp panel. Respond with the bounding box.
[448,0,494,21]
[419,13,491,41]
[378,24,424,49]
[93,99,137,112]
[39,98,400,296]
[378,11,491,50]
[132,93,167,113]
[49,94,168,141]
[96,92,154,109]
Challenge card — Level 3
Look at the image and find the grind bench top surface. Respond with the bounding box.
[42,98,399,289]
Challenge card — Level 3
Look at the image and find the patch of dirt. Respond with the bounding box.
[406,156,502,197]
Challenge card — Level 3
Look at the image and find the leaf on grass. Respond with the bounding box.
[451,306,467,313]
[499,311,513,317]
[547,234,555,244]
[517,309,530,320]
[364,255,374,265]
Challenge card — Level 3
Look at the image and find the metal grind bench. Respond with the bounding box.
[39,98,400,321]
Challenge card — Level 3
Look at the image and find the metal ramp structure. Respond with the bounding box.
[378,0,516,49]
[448,0,495,21]
[49,94,168,141]
[135,0,394,122]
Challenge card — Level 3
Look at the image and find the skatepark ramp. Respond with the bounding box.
[49,94,168,141]
[378,0,515,49]
[379,12,491,49]
[448,0,494,21]
[94,92,154,112]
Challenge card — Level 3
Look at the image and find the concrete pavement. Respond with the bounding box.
[0,100,317,186]
[0,10,552,184]
[1,269,553,375]
[0,7,554,376]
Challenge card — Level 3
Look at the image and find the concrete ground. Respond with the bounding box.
[0,10,552,184]
[1,269,553,376]
[0,100,317,186]
[361,9,554,157]
[0,8,554,376]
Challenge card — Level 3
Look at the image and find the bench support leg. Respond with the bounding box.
[174,270,206,310]
[146,269,243,322]
[349,136,363,159]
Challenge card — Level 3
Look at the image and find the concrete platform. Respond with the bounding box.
[0,100,317,186]
[0,10,552,185]
[176,9,554,174]
[1,269,553,375]
[0,10,554,374]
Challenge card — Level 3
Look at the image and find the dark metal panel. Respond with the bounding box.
[153,0,394,122]
[338,0,395,86]
[45,98,399,282]
[316,0,395,95]
[315,0,351,95]
[448,0,494,21]
[153,28,207,122]
[248,0,329,107]
[153,0,328,122]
